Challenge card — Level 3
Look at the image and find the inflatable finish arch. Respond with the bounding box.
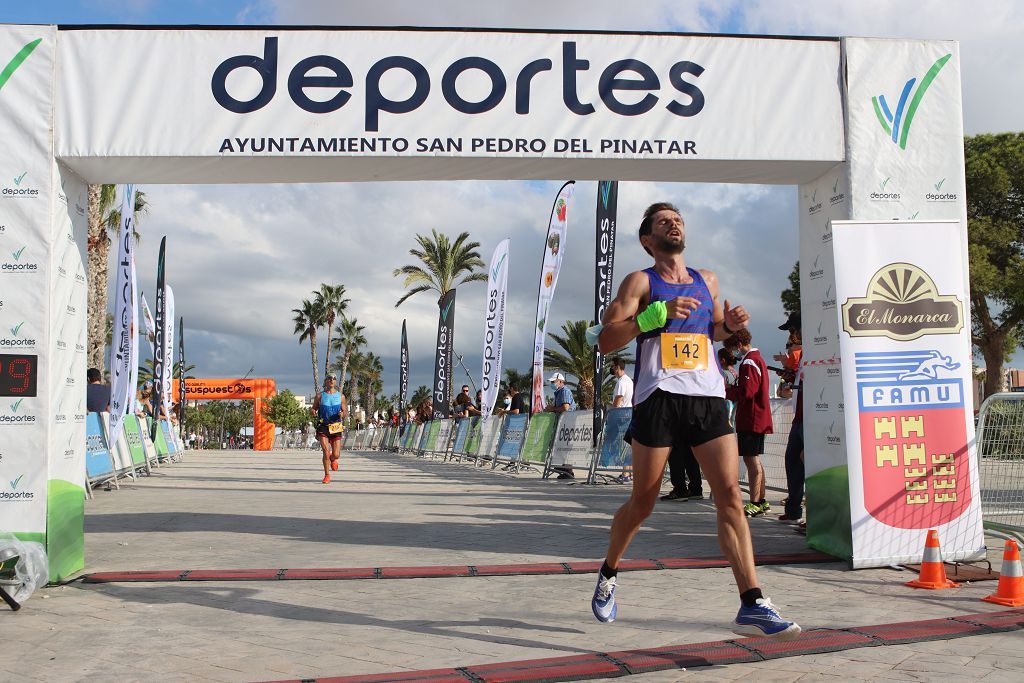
[0,25,982,579]
[171,378,277,451]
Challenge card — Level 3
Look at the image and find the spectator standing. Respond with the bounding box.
[86,368,111,413]
[610,358,635,483]
[724,329,774,517]
[545,373,576,479]
[776,313,805,524]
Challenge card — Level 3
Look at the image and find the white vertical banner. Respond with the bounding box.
[531,181,574,412]
[480,238,509,419]
[163,284,175,421]
[107,184,136,441]
[140,291,156,355]
[832,220,983,567]
[128,256,139,413]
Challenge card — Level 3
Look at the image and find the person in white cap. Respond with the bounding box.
[545,372,576,478]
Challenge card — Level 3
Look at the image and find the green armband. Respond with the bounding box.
[636,301,668,333]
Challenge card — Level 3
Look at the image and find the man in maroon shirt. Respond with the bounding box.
[724,329,774,517]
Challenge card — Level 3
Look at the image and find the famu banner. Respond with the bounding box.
[532,181,574,412]
[480,239,509,419]
[832,220,983,568]
[107,185,137,442]
[399,320,409,426]
[151,238,166,437]
[432,289,456,419]
[593,180,618,439]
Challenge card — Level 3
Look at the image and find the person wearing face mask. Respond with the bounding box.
[499,389,514,414]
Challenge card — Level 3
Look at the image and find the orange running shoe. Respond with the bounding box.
[322,474,331,484]
[330,460,339,471]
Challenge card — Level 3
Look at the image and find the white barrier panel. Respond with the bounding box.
[550,410,596,468]
[477,416,504,458]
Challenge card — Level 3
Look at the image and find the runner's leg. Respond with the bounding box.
[693,433,758,592]
[331,437,342,465]
[319,435,331,476]
[605,442,671,568]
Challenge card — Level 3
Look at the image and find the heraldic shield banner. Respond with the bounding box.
[832,220,984,568]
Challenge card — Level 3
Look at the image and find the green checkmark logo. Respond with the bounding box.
[13,171,27,186]
[10,398,23,412]
[910,211,920,219]
[11,321,24,336]
[934,178,946,191]
[880,177,891,191]
[12,246,25,261]
[832,178,840,194]
[10,474,24,490]
[0,39,42,94]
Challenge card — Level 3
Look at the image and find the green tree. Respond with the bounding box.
[501,367,532,395]
[330,316,366,395]
[346,350,368,420]
[544,319,631,409]
[292,297,325,395]
[361,352,384,419]
[781,261,800,317]
[313,284,349,379]
[260,390,311,431]
[392,229,487,308]
[137,359,196,389]
[87,184,148,371]
[410,384,431,407]
[966,132,1024,397]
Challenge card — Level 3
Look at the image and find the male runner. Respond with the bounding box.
[591,202,800,639]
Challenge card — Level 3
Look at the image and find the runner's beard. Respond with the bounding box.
[654,234,685,254]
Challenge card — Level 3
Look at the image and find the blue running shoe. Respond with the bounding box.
[591,573,617,623]
[733,597,801,640]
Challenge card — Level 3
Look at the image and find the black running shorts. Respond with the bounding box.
[628,389,733,449]
[736,431,766,457]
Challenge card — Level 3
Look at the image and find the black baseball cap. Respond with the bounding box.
[778,312,801,331]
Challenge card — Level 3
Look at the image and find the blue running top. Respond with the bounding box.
[318,390,342,422]
[634,267,725,404]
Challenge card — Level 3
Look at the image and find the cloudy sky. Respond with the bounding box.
[10,1,1024,403]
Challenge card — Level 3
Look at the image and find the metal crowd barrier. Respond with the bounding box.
[976,393,1024,543]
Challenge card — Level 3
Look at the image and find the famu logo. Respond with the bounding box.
[843,262,963,341]
[871,53,951,150]
[1,321,36,348]
[1,245,39,272]
[869,176,901,202]
[807,188,821,215]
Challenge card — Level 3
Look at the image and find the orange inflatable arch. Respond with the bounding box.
[171,378,277,451]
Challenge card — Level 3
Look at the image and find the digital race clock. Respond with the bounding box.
[0,354,38,397]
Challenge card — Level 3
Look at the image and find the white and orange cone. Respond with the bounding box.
[982,540,1024,607]
[906,529,960,589]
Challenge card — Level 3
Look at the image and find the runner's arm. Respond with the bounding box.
[598,272,648,353]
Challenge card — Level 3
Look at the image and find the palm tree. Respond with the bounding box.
[392,229,487,308]
[292,298,325,394]
[137,359,197,388]
[501,367,533,394]
[330,316,366,395]
[410,385,431,407]
[544,320,632,409]
[87,184,148,371]
[361,352,384,419]
[313,284,349,379]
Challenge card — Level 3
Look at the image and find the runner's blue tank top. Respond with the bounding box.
[318,391,342,421]
[633,267,725,404]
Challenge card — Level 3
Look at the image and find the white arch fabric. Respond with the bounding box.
[0,25,977,579]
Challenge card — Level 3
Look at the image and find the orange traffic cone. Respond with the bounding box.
[906,529,960,589]
[982,540,1024,607]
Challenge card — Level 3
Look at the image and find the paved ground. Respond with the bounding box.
[3,449,1021,682]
